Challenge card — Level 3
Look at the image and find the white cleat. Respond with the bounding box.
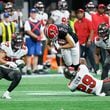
[96,69,102,75]
[2,91,12,99]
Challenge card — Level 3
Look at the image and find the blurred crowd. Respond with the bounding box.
[0,0,110,75]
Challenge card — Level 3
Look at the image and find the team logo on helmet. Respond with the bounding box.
[45,24,59,41]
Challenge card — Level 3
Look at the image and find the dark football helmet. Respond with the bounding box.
[4,2,13,13]
[98,23,109,39]
[58,0,68,10]
[34,1,44,12]
[86,2,95,8]
[107,4,110,10]
[12,33,23,50]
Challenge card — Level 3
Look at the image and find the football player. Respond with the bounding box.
[50,0,70,73]
[0,34,27,99]
[50,0,70,25]
[45,23,80,73]
[67,64,110,96]
[94,23,110,79]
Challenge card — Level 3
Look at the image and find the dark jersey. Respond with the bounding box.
[57,24,78,44]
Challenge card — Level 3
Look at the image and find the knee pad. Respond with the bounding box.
[9,70,22,81]
[13,73,22,81]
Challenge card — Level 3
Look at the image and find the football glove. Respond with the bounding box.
[6,62,17,69]
[53,41,60,50]
[15,60,25,68]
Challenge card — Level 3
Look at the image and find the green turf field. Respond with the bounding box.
[0,74,110,110]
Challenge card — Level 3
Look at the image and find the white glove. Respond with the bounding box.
[6,62,17,69]
[51,47,57,54]
[54,41,60,50]
[15,60,25,66]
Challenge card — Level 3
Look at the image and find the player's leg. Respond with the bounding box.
[61,49,72,66]
[101,56,110,80]
[101,78,110,96]
[101,63,110,80]
[56,49,64,74]
[71,42,80,71]
[1,67,22,99]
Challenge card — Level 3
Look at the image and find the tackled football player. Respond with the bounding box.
[45,23,110,96]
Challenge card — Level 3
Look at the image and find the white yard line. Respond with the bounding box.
[22,74,64,78]
[25,91,87,96]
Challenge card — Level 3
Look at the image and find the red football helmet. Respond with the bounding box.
[45,24,59,41]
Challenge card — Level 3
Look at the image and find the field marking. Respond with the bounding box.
[26,91,87,96]
[22,74,64,78]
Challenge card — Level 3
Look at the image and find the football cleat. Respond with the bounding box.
[2,91,11,99]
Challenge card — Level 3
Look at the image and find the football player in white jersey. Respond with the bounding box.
[45,23,110,96]
[85,1,96,21]
[67,64,110,96]
[95,23,110,80]
[0,34,27,99]
[57,0,70,24]
[50,0,70,25]
[34,1,49,73]
[34,1,48,26]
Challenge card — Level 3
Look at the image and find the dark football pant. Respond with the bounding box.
[101,78,110,96]
[0,66,22,92]
[101,55,110,80]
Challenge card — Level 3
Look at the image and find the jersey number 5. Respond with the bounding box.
[77,75,96,93]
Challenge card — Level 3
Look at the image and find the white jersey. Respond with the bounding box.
[50,10,70,24]
[68,65,103,96]
[95,37,110,50]
[50,10,62,24]
[37,12,48,25]
[61,10,70,24]
[1,41,27,59]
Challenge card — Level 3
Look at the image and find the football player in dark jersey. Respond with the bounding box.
[95,23,110,80]
[45,23,80,77]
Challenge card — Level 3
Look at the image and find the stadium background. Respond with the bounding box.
[3,0,110,10]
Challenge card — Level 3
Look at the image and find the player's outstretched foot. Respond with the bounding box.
[2,91,12,99]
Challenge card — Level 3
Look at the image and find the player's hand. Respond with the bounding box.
[54,41,60,50]
[6,62,17,69]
